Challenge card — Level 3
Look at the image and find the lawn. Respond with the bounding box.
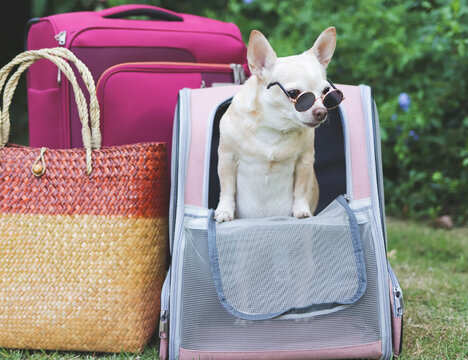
[1,218,467,360]
[386,218,468,360]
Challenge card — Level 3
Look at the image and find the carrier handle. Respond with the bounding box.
[101,5,183,22]
[0,48,101,175]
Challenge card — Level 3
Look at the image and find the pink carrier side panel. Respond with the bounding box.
[179,340,382,360]
[184,86,242,207]
[339,85,371,200]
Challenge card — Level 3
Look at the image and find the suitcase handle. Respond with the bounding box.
[0,48,101,175]
[101,5,183,22]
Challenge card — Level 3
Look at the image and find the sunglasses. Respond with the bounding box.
[266,80,344,112]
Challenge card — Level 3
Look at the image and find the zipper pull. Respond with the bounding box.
[159,310,168,339]
[237,64,246,84]
[54,31,67,85]
[230,64,246,85]
[55,30,67,45]
[230,64,239,84]
[393,286,405,316]
[343,194,351,202]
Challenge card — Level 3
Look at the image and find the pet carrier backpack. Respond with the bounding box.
[159,84,404,360]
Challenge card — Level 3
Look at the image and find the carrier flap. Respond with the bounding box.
[207,196,367,320]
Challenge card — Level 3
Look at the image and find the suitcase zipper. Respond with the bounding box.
[54,30,67,84]
[97,61,246,90]
[230,63,246,84]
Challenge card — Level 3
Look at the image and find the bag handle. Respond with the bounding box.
[100,5,183,22]
[0,48,101,175]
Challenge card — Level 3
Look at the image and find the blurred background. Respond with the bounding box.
[0,0,467,225]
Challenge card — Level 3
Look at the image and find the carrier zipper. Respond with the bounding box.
[159,310,168,339]
[393,285,405,316]
[54,30,67,85]
[388,264,405,317]
[159,270,171,339]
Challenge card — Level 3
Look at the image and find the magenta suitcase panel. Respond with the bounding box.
[96,62,240,180]
[26,4,248,149]
[97,62,236,146]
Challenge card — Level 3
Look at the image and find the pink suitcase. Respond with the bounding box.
[26,4,248,148]
[96,61,245,175]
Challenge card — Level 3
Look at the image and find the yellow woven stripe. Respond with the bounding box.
[0,213,168,353]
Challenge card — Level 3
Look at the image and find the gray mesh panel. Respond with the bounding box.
[180,213,381,352]
[208,199,366,319]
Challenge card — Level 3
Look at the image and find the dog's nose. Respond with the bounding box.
[313,108,328,122]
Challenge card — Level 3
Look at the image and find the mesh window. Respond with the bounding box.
[208,197,366,320]
[180,206,381,352]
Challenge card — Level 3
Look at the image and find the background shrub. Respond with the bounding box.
[3,0,468,224]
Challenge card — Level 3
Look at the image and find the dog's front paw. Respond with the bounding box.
[294,210,312,219]
[293,206,312,219]
[214,208,234,223]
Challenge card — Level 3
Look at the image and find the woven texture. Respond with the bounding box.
[0,49,169,352]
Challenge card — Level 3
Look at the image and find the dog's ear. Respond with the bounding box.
[307,27,336,69]
[247,30,277,80]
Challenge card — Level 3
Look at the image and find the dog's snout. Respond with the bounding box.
[313,108,328,122]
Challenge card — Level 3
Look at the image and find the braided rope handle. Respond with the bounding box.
[0,48,102,175]
[43,47,101,148]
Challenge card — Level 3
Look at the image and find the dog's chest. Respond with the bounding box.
[236,156,295,218]
[238,128,306,162]
[235,141,302,218]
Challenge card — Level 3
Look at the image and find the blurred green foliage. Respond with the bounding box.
[8,0,468,224]
[205,0,468,225]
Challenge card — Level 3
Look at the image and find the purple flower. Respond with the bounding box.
[243,0,255,3]
[398,92,411,111]
[391,114,397,121]
[409,130,419,141]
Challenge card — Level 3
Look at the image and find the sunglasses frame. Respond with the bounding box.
[266,80,344,112]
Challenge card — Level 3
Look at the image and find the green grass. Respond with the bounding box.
[0,347,160,360]
[386,218,468,360]
[1,219,467,360]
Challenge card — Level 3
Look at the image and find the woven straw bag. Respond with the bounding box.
[0,48,168,353]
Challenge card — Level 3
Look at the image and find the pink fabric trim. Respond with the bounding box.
[184,86,242,206]
[179,340,382,360]
[339,85,371,200]
[393,317,402,356]
[159,338,168,360]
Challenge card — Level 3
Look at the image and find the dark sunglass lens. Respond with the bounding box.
[323,90,343,109]
[295,92,315,112]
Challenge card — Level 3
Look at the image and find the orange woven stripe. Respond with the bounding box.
[0,142,168,217]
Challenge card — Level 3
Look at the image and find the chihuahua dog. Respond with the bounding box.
[214,27,342,222]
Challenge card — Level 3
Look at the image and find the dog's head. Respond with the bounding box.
[247,27,337,130]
